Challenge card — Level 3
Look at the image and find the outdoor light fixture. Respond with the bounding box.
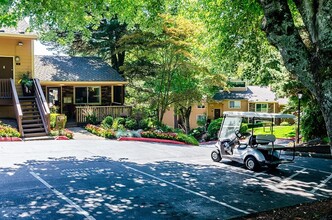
[17,41,24,46]
[296,92,303,144]
[15,56,20,63]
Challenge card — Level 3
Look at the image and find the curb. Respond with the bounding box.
[118,137,187,145]
[0,137,22,142]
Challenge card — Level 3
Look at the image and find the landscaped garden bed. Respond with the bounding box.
[0,120,22,141]
[84,115,199,145]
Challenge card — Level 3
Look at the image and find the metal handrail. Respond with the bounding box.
[9,79,24,136]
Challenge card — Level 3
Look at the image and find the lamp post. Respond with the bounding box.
[297,92,303,144]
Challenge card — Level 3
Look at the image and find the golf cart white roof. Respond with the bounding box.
[223,111,296,119]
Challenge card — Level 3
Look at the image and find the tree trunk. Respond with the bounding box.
[179,106,192,134]
[259,0,332,154]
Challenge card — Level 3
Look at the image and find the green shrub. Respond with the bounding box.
[177,133,199,145]
[141,131,199,145]
[101,116,114,129]
[138,119,150,130]
[247,122,263,128]
[301,103,327,141]
[50,113,60,129]
[0,124,20,137]
[207,118,223,139]
[189,127,205,140]
[125,118,138,130]
[280,121,290,126]
[85,124,116,139]
[50,128,74,139]
[240,123,249,134]
[112,117,126,130]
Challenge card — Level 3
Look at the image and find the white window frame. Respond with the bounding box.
[229,100,241,109]
[255,103,268,112]
[74,86,101,105]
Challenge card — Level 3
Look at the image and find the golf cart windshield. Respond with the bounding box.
[218,116,242,141]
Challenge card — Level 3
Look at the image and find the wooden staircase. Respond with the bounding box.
[20,96,48,138]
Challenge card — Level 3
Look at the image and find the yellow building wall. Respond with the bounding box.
[0,37,34,83]
[0,37,34,118]
[162,106,175,128]
[207,100,248,120]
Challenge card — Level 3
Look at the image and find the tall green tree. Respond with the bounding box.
[118,14,207,124]
[68,17,127,74]
[199,0,332,151]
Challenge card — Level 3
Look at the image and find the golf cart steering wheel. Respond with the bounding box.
[235,130,242,138]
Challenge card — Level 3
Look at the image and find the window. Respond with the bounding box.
[196,114,207,126]
[256,103,268,112]
[75,86,101,104]
[197,104,205,108]
[228,81,246,88]
[229,100,241,109]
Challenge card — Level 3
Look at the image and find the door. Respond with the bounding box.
[214,109,221,119]
[0,57,14,79]
[47,87,61,113]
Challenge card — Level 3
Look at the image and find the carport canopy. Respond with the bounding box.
[223,111,296,119]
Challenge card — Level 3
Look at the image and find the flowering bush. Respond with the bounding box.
[141,131,199,145]
[85,124,116,139]
[0,124,20,137]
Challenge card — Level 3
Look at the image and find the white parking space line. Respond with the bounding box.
[30,171,96,220]
[122,164,252,215]
[276,168,307,187]
[310,173,332,194]
[285,164,331,174]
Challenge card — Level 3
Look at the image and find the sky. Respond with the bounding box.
[34,40,67,56]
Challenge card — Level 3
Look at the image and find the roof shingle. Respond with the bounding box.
[213,86,278,102]
[34,55,125,82]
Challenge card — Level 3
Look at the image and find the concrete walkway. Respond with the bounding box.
[67,127,106,140]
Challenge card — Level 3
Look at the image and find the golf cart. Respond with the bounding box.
[211,111,296,171]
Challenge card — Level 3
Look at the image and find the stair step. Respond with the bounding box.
[22,107,38,111]
[24,132,48,138]
[19,96,35,100]
[22,119,42,124]
[22,123,44,128]
[22,111,39,115]
[23,128,45,133]
[23,116,41,120]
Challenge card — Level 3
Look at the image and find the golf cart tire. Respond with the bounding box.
[211,150,222,162]
[245,156,260,171]
[267,164,279,169]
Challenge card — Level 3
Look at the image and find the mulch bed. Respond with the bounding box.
[234,198,332,220]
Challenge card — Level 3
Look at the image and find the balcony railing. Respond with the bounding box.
[76,105,132,123]
[0,79,11,99]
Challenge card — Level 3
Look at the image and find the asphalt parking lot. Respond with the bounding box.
[0,140,331,219]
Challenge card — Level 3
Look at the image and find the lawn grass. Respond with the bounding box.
[251,125,295,139]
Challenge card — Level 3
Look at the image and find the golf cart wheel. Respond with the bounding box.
[267,164,279,169]
[245,156,260,171]
[211,150,222,162]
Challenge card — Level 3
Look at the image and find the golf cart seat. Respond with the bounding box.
[256,134,276,144]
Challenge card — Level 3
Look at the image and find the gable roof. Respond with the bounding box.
[34,55,125,82]
[213,86,277,102]
[0,20,37,39]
